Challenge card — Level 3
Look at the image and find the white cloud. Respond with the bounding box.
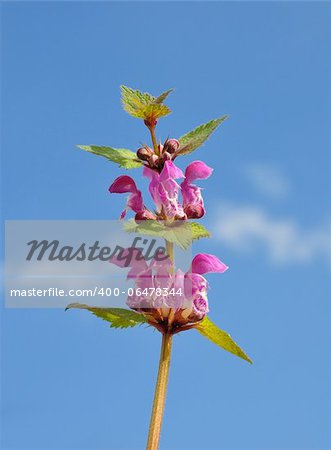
[243,163,290,198]
[213,203,331,265]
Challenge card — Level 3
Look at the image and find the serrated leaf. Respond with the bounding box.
[124,220,210,249]
[178,116,228,155]
[124,219,193,250]
[154,89,174,104]
[161,223,193,250]
[142,103,171,120]
[77,145,142,169]
[196,316,252,364]
[120,85,172,120]
[191,222,211,240]
[66,303,147,329]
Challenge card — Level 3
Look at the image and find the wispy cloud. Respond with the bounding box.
[213,202,331,265]
[243,163,290,199]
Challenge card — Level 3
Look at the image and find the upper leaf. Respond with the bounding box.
[154,89,174,104]
[124,220,210,250]
[124,220,192,250]
[178,116,228,155]
[191,222,211,240]
[77,145,142,169]
[66,303,148,329]
[120,85,172,121]
[196,316,252,364]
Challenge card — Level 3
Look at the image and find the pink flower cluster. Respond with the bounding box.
[110,250,228,326]
[109,160,213,220]
[108,155,228,326]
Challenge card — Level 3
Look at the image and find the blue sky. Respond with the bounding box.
[1,2,331,449]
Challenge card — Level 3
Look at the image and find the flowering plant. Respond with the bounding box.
[67,87,251,450]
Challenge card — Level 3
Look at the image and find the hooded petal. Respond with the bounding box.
[109,175,138,194]
[184,161,213,184]
[109,175,144,216]
[191,253,229,275]
[180,162,213,219]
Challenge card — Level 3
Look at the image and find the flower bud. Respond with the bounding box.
[137,146,153,161]
[163,138,180,154]
[148,154,159,168]
[158,143,164,154]
[144,118,158,128]
[184,204,205,219]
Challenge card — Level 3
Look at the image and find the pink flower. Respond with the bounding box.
[110,249,228,323]
[143,160,185,219]
[181,161,213,219]
[109,175,154,220]
[110,248,177,310]
[184,253,228,320]
[109,161,213,223]
[191,253,229,275]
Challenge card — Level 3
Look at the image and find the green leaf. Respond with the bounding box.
[142,103,171,121]
[191,222,211,240]
[77,145,142,169]
[178,116,228,155]
[124,220,193,250]
[123,219,165,236]
[196,316,252,364]
[154,88,174,104]
[66,303,148,329]
[124,220,210,249]
[120,85,172,120]
[160,223,193,249]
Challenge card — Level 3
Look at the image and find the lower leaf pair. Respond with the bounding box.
[66,303,252,364]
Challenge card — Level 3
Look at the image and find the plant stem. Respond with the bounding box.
[165,240,175,324]
[146,240,174,449]
[146,332,173,450]
[149,126,159,155]
[165,240,174,264]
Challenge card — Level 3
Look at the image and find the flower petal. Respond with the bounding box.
[159,160,184,181]
[184,272,208,299]
[181,183,205,216]
[109,247,147,268]
[109,175,138,194]
[127,191,144,213]
[109,175,144,215]
[191,253,229,275]
[184,161,213,184]
[142,166,156,181]
[192,296,209,319]
[143,163,184,218]
[158,179,184,218]
[143,167,162,210]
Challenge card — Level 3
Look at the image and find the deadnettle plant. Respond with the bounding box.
[67,87,252,450]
